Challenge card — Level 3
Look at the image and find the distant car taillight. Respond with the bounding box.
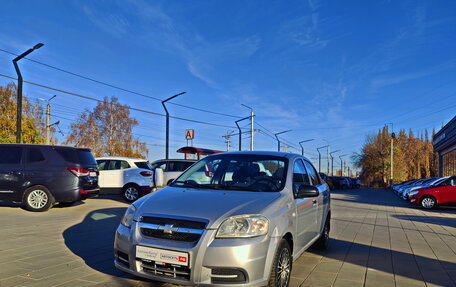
[67,167,90,177]
[140,171,153,177]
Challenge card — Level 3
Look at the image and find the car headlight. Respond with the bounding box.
[409,190,420,196]
[121,204,137,228]
[216,215,269,238]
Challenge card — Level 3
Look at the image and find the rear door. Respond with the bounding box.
[0,146,24,200]
[293,159,318,250]
[96,160,109,188]
[100,160,127,191]
[164,161,192,184]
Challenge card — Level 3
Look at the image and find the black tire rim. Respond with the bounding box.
[276,247,291,287]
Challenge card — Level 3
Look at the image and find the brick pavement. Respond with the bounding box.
[0,189,455,287]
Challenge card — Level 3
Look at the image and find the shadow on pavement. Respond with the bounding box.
[393,214,456,228]
[311,238,456,286]
[332,188,411,207]
[63,208,128,276]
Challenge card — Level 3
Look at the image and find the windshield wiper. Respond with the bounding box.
[172,180,219,189]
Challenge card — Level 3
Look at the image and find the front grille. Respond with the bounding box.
[139,215,207,243]
[140,216,207,229]
[211,268,248,284]
[141,259,190,280]
[140,228,201,242]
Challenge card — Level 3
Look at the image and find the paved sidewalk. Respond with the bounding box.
[0,189,455,287]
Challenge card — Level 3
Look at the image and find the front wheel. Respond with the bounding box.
[313,219,330,250]
[420,196,437,209]
[268,239,292,287]
[122,184,140,202]
[23,185,54,212]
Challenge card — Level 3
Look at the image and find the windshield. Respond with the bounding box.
[171,154,288,192]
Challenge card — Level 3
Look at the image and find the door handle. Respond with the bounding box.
[312,199,317,205]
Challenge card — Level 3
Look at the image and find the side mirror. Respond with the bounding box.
[154,168,164,187]
[167,178,175,186]
[296,184,319,198]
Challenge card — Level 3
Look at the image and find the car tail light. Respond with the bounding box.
[140,171,153,177]
[68,167,90,177]
[79,189,87,194]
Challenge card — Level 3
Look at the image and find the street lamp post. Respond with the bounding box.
[386,123,394,186]
[161,92,186,159]
[13,43,44,143]
[322,139,330,175]
[274,130,292,152]
[339,154,348,176]
[330,149,341,176]
[317,145,328,173]
[299,139,314,156]
[235,116,250,151]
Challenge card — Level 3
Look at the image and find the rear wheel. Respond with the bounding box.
[420,196,437,209]
[122,184,140,202]
[23,185,54,212]
[268,239,292,287]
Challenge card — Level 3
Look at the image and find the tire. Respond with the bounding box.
[122,184,140,202]
[313,219,330,250]
[58,201,76,207]
[23,185,54,212]
[420,196,437,209]
[268,239,292,287]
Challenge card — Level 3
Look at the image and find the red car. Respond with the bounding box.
[409,176,456,209]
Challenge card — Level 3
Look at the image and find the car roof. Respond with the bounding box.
[96,156,147,161]
[152,158,197,163]
[211,151,309,161]
[0,143,89,151]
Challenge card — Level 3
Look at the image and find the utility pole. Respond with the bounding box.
[274,130,292,152]
[330,150,341,176]
[12,43,44,143]
[241,104,254,151]
[316,145,328,173]
[299,139,315,156]
[339,154,348,176]
[161,92,186,159]
[44,95,56,145]
[343,160,347,176]
[387,123,395,186]
[222,131,234,151]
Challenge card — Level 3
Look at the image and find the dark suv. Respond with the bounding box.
[0,144,99,212]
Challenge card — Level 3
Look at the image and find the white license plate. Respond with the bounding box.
[136,246,189,266]
[90,172,97,177]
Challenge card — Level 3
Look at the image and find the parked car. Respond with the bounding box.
[96,156,154,202]
[150,159,196,186]
[327,176,350,190]
[402,177,443,199]
[0,144,99,212]
[114,151,331,287]
[409,176,456,209]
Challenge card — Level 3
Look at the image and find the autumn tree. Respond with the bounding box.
[353,126,438,187]
[65,96,148,158]
[0,82,48,144]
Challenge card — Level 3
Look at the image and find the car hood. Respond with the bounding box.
[134,186,282,229]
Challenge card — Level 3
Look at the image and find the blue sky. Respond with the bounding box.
[0,0,455,170]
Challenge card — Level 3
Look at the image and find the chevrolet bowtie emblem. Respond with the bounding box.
[159,224,179,234]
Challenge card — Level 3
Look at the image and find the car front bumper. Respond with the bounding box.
[114,222,279,286]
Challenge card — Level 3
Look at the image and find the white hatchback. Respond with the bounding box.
[96,156,154,202]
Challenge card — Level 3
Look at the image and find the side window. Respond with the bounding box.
[293,159,310,194]
[151,162,167,170]
[0,146,23,164]
[304,160,320,185]
[27,148,45,163]
[107,160,121,170]
[120,160,130,169]
[169,161,192,172]
[97,160,108,170]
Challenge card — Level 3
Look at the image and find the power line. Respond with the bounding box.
[0,73,243,129]
[0,48,242,119]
